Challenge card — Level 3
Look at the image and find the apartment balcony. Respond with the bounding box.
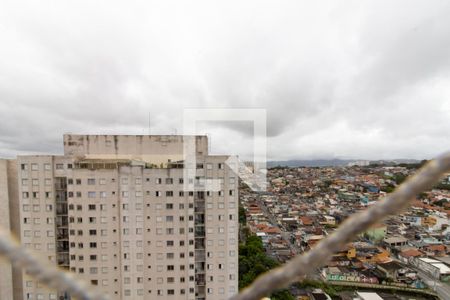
[56,241,69,252]
[194,191,205,200]
[195,239,205,250]
[56,230,69,241]
[195,280,206,286]
[56,208,68,215]
[194,203,205,213]
[57,254,70,267]
[195,227,205,236]
[195,262,205,273]
[195,286,206,299]
[55,191,68,201]
[195,214,205,224]
[54,184,67,190]
[56,216,68,227]
[56,205,68,215]
[195,251,205,262]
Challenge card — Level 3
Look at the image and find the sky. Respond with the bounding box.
[1,0,450,161]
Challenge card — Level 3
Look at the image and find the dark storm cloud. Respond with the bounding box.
[0,0,450,160]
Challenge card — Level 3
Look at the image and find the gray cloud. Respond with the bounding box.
[0,0,450,161]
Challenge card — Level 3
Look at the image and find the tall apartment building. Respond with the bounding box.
[9,134,239,300]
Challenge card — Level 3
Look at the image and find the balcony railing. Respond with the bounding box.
[194,203,205,213]
[195,251,205,262]
[195,240,205,250]
[194,228,205,236]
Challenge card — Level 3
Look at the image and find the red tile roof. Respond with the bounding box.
[399,249,423,258]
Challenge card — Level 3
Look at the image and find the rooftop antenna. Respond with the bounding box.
[148,112,151,135]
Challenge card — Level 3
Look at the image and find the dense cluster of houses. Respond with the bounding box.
[240,164,450,293]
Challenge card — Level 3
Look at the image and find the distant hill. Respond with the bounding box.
[267,159,421,168]
[267,159,354,168]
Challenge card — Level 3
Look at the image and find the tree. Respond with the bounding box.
[239,235,295,299]
[271,289,295,300]
[393,173,407,185]
[239,205,247,225]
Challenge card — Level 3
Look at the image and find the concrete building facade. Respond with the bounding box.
[5,134,238,300]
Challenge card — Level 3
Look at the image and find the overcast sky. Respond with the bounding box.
[1,0,450,161]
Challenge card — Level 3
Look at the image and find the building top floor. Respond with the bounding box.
[63,134,209,160]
